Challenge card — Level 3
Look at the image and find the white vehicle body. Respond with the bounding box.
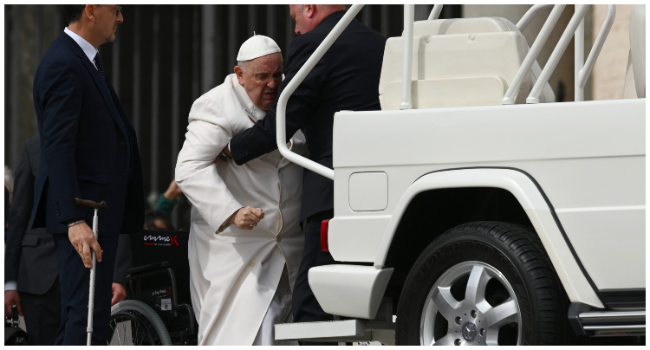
[319,95,645,314]
[275,4,645,344]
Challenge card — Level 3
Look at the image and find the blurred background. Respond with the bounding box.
[4,5,633,228]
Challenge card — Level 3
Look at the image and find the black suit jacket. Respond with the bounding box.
[30,31,144,238]
[5,137,132,294]
[231,11,386,221]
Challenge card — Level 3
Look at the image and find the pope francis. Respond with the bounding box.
[175,35,306,345]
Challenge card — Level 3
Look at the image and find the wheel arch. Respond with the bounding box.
[375,167,604,309]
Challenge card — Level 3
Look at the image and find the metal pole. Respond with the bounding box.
[517,4,555,31]
[275,4,364,180]
[575,10,585,101]
[428,4,443,20]
[502,5,566,105]
[400,5,414,110]
[86,210,99,345]
[578,5,616,89]
[527,5,589,104]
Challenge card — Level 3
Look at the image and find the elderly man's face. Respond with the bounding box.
[94,5,123,44]
[235,53,283,111]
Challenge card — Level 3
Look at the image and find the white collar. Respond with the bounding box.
[64,27,99,65]
[229,74,267,122]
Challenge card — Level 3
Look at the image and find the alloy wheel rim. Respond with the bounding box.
[419,261,522,346]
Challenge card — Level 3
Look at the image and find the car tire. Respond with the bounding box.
[396,221,570,345]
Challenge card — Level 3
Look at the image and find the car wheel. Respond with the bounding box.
[396,221,569,345]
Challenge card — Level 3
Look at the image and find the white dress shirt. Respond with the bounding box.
[64,27,99,69]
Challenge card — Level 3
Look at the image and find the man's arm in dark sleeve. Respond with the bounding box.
[5,142,35,283]
[38,60,85,224]
[112,233,132,286]
[230,37,325,165]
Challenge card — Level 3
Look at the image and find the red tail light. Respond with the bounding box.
[320,219,330,252]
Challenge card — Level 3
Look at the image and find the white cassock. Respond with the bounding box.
[175,74,306,345]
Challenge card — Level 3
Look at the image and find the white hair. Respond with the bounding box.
[237,60,247,73]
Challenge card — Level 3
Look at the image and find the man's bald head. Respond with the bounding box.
[289,5,346,35]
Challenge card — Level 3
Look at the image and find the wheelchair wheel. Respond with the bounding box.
[109,300,172,345]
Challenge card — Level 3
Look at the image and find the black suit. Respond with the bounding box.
[5,137,134,345]
[30,31,144,345]
[230,10,385,327]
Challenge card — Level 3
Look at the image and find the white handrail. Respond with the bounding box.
[502,5,566,105]
[517,4,555,31]
[427,4,443,20]
[527,5,589,104]
[275,4,364,180]
[400,5,415,110]
[578,5,616,89]
[575,14,585,101]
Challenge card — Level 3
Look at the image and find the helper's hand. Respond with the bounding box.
[68,222,103,268]
[164,180,183,201]
[111,283,127,306]
[4,290,23,317]
[214,146,231,166]
[228,206,265,230]
[222,145,232,158]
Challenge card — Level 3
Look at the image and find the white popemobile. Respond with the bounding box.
[273,4,646,345]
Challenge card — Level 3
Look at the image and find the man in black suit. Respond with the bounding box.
[4,136,133,345]
[225,4,386,329]
[29,5,144,345]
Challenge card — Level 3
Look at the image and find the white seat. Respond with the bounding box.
[623,5,645,99]
[379,17,555,110]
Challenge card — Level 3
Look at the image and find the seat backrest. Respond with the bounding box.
[413,17,519,36]
[624,5,645,98]
[379,17,555,110]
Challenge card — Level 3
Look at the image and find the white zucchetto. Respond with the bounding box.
[236,35,281,62]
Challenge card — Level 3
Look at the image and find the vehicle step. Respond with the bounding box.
[578,310,645,337]
[274,319,395,344]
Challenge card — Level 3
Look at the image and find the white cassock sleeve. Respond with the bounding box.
[175,96,243,233]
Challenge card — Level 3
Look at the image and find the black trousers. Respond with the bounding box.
[292,209,336,345]
[21,279,61,345]
[53,233,118,345]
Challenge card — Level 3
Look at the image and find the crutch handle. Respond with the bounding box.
[74,198,108,211]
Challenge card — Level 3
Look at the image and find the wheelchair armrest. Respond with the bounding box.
[127,261,170,276]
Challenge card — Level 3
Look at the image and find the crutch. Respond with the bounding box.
[74,198,108,346]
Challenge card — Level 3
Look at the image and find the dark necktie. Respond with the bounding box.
[94,53,108,83]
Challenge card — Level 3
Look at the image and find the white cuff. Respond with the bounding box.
[5,281,17,291]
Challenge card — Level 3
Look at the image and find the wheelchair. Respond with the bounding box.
[108,230,197,345]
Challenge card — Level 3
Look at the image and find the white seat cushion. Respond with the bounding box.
[379,17,555,110]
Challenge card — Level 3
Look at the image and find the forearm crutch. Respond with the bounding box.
[74,198,108,346]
